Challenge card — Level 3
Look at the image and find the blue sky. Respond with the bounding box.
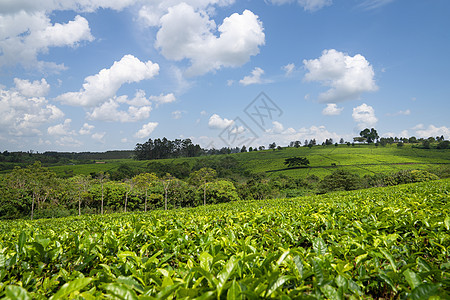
[1,0,449,152]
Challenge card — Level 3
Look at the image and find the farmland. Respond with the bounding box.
[0,179,448,299]
[43,144,450,179]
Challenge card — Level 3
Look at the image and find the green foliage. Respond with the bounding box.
[0,180,448,298]
[318,169,362,193]
[284,156,310,168]
[201,180,240,204]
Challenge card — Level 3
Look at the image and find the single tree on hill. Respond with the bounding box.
[359,128,379,143]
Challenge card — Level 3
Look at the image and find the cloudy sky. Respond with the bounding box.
[1,0,449,152]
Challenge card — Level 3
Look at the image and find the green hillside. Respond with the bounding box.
[1,179,448,298]
[47,144,450,179]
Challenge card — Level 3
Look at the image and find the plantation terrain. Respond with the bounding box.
[0,179,448,299]
[46,144,450,179]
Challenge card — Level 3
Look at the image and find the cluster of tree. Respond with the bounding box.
[0,162,241,220]
[134,138,203,160]
[0,150,133,166]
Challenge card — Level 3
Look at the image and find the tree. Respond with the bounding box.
[123,178,136,213]
[96,172,110,215]
[284,157,310,168]
[359,128,379,143]
[160,173,175,211]
[132,172,158,212]
[269,142,276,150]
[294,141,301,148]
[70,174,92,216]
[188,167,217,206]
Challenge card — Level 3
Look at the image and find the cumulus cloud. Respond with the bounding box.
[269,0,332,11]
[57,55,159,107]
[414,125,449,139]
[322,103,344,115]
[87,99,152,123]
[91,132,106,143]
[155,3,265,76]
[265,121,285,134]
[0,80,64,137]
[150,93,176,105]
[352,103,377,129]
[138,0,236,27]
[116,90,152,107]
[208,114,234,129]
[79,123,94,135]
[13,78,50,97]
[134,122,159,139]
[239,67,266,86]
[47,119,73,136]
[0,0,136,14]
[0,12,93,70]
[303,49,378,103]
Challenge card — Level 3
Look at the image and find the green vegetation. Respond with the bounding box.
[0,179,448,298]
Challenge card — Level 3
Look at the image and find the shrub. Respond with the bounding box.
[318,170,362,193]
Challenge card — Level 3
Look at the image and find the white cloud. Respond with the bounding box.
[266,121,285,134]
[208,114,234,129]
[47,119,73,136]
[55,136,83,148]
[87,99,152,123]
[155,3,265,76]
[92,132,106,143]
[57,55,159,107]
[116,90,152,107]
[303,49,378,103]
[387,109,411,116]
[0,81,64,137]
[227,80,235,86]
[138,0,236,27]
[322,103,343,116]
[0,0,136,14]
[269,0,332,11]
[134,122,159,139]
[352,103,378,129]
[150,93,176,105]
[282,63,295,76]
[14,78,50,97]
[0,12,93,70]
[358,0,395,10]
[172,110,184,119]
[414,125,449,139]
[239,67,267,86]
[79,123,94,135]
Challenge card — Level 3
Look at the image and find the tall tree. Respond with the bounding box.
[133,173,158,212]
[70,174,92,216]
[359,128,379,143]
[188,167,217,206]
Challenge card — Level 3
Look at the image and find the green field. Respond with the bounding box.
[0,179,448,299]
[46,144,450,179]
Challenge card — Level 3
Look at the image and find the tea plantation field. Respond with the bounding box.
[0,179,449,299]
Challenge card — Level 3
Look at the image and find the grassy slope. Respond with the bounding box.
[47,143,450,179]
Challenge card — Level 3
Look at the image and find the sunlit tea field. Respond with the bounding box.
[0,179,448,299]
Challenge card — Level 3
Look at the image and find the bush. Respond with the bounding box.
[318,170,362,193]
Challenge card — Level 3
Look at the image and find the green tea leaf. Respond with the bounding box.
[403,269,421,290]
[227,279,241,300]
[49,278,93,300]
[410,283,439,300]
[5,285,31,300]
[102,283,139,300]
[313,237,327,255]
